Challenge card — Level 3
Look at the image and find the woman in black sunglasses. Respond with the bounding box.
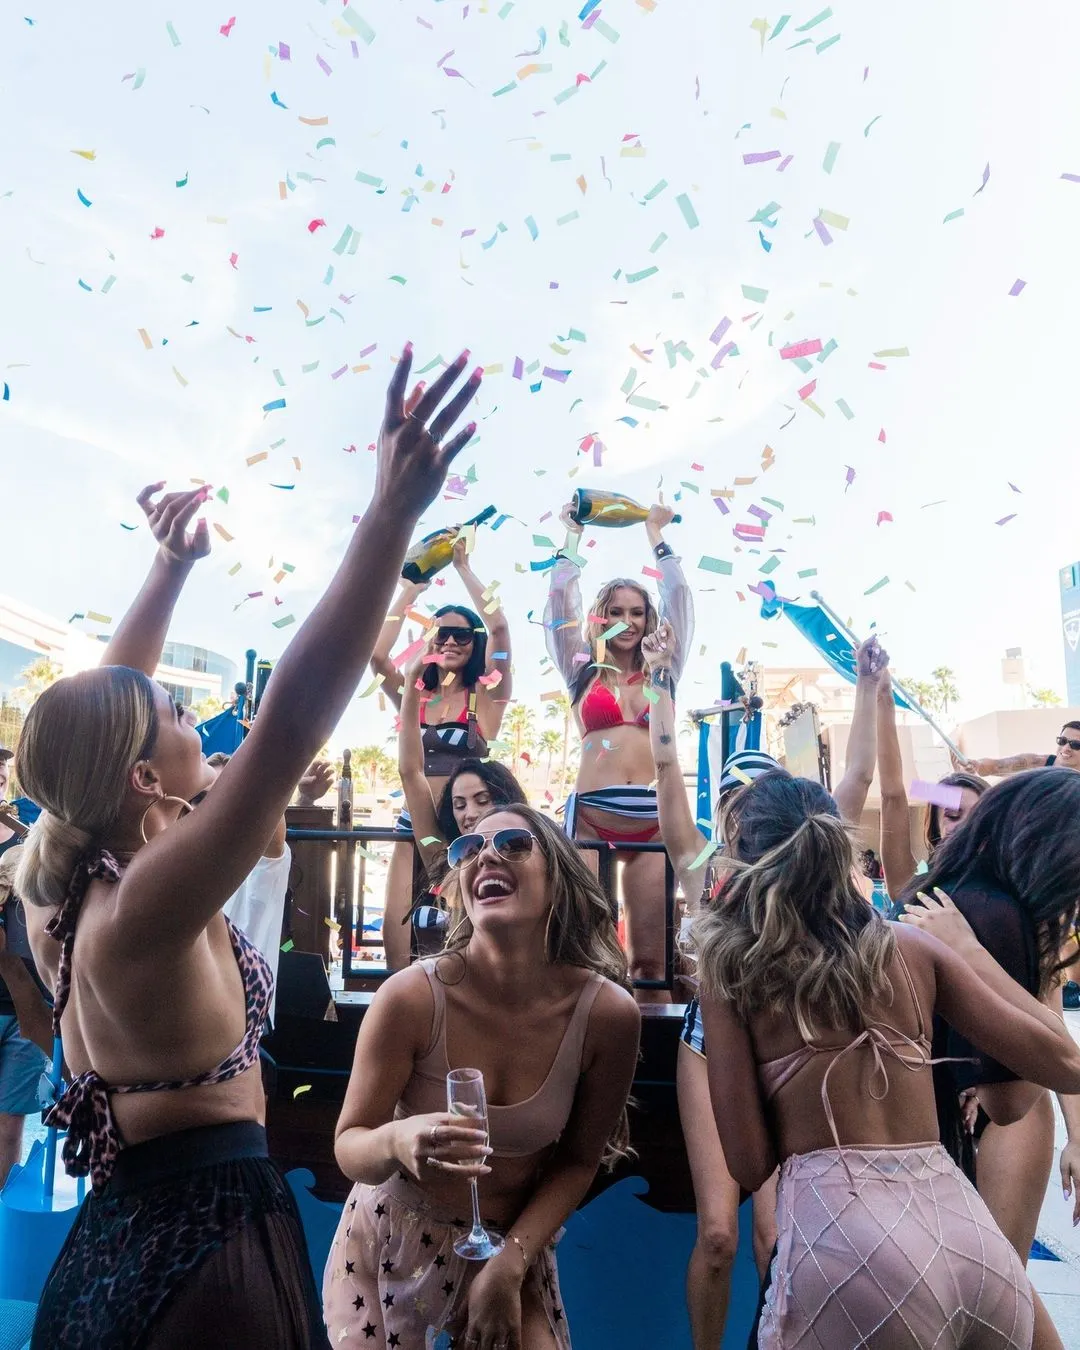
[899,768,1080,1350]
[326,804,640,1350]
[370,537,513,970]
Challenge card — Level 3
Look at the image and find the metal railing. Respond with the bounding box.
[285,825,680,992]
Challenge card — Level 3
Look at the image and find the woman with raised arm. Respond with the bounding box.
[323,804,640,1350]
[545,500,693,997]
[641,623,776,1350]
[876,670,988,900]
[371,536,513,971]
[16,347,481,1350]
[398,652,528,953]
[695,769,1080,1349]
[898,770,1080,1350]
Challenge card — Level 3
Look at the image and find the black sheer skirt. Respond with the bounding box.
[32,1121,330,1350]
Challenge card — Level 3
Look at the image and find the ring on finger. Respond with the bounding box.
[425,1156,441,1168]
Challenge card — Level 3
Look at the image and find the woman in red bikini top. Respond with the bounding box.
[544,499,694,998]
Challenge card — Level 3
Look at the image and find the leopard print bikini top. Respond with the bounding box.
[44,849,274,1192]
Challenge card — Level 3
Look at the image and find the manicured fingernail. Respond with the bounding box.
[197,516,207,529]
[470,366,483,380]
[465,422,476,436]
[459,348,471,361]
[404,340,413,354]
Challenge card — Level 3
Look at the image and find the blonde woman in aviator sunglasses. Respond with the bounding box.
[325,805,640,1350]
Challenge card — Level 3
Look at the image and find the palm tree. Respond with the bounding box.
[1028,686,1062,708]
[10,657,61,710]
[901,677,943,715]
[537,729,562,791]
[193,693,225,724]
[544,692,574,789]
[504,702,537,764]
[931,666,960,716]
[350,744,399,794]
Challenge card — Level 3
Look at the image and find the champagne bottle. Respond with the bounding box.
[401,505,498,583]
[570,489,681,529]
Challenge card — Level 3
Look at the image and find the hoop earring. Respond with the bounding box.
[139,795,194,845]
[543,905,557,963]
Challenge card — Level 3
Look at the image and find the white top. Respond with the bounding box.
[223,845,291,1026]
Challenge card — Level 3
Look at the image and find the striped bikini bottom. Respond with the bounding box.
[564,785,660,843]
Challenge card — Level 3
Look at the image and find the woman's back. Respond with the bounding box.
[746,927,942,1163]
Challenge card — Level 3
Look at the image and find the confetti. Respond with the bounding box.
[863,576,889,595]
[943,208,964,224]
[1008,278,1026,296]
[822,141,840,173]
[780,339,822,360]
[76,189,92,207]
[698,556,733,575]
[742,150,782,165]
[272,614,296,629]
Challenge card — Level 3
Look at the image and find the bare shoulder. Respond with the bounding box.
[371,962,437,1025]
[588,978,642,1040]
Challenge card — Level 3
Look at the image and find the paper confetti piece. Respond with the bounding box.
[76,189,92,207]
[910,780,962,810]
[1008,278,1026,296]
[698,556,733,575]
[780,338,822,360]
[85,611,112,625]
[262,398,286,412]
[943,208,964,224]
[872,347,909,358]
[272,615,296,629]
[973,162,991,196]
[995,514,1017,526]
[171,367,187,387]
[688,840,718,871]
[292,1084,311,1099]
[835,398,854,419]
[863,576,889,595]
[863,115,882,137]
[220,16,236,36]
[340,5,376,43]
[876,511,893,526]
[742,151,782,165]
[823,142,840,173]
[741,284,768,303]
[71,149,96,160]
[213,524,234,542]
[166,20,181,46]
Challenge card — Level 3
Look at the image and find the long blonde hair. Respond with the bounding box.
[569,578,658,705]
[438,803,633,1164]
[695,772,895,1041]
[14,667,159,909]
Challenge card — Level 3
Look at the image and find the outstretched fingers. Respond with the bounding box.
[429,366,482,445]
[411,349,470,425]
[437,420,478,471]
[385,342,414,423]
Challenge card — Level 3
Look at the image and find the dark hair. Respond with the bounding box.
[422,605,487,692]
[925,771,990,852]
[434,758,527,842]
[697,771,893,1038]
[1062,720,1080,735]
[901,768,1080,992]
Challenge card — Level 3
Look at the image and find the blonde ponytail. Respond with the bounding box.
[15,813,92,910]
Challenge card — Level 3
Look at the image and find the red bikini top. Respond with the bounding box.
[580,678,650,733]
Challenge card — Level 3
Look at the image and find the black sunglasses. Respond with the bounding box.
[433,626,475,647]
[1057,737,1080,752]
[447,827,538,868]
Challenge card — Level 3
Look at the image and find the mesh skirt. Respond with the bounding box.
[31,1121,330,1350]
[758,1144,1033,1350]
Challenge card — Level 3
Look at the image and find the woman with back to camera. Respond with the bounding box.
[898,769,1080,1350]
[371,536,513,971]
[695,768,1080,1348]
[545,499,693,997]
[16,346,482,1349]
[323,803,641,1350]
[398,649,528,954]
[641,623,777,1349]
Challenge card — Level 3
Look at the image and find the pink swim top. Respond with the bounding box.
[757,946,945,1187]
[395,959,604,1158]
[45,849,274,1192]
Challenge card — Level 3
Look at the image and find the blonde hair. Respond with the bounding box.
[438,803,634,1164]
[569,578,658,704]
[695,773,895,1041]
[14,667,159,909]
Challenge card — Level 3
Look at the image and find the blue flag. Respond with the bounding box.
[196,706,245,757]
[760,589,915,711]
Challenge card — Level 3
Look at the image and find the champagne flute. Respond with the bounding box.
[446,1068,504,1260]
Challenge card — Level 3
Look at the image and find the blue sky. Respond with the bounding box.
[3,2,1080,749]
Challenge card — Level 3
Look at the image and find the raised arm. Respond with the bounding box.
[642,623,707,893]
[964,752,1049,778]
[119,347,482,946]
[543,505,588,691]
[699,991,777,1191]
[833,636,888,826]
[646,504,695,685]
[451,537,514,715]
[101,485,210,675]
[399,657,445,872]
[877,672,918,898]
[369,577,430,712]
[896,909,1080,1095]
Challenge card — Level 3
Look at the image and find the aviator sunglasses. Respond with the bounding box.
[448,827,538,869]
[1057,736,1080,752]
[433,626,476,647]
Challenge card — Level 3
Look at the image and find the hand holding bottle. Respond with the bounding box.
[645,501,676,547]
[560,500,584,543]
[375,346,481,522]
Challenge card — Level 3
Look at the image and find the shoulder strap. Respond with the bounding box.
[557,973,605,1070]
[893,944,928,1042]
[416,959,448,1060]
[44,850,124,1032]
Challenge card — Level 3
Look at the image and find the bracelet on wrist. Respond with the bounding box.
[652,541,674,561]
[509,1234,529,1271]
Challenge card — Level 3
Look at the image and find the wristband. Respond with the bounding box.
[650,666,673,692]
[652,541,674,561]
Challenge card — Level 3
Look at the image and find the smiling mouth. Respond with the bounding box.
[474,875,515,902]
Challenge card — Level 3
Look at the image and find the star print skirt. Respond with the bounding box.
[323,1173,572,1350]
[31,1122,331,1350]
[758,1144,1033,1349]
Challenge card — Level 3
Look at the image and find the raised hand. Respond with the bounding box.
[135,483,211,565]
[452,535,471,569]
[646,502,677,531]
[641,620,675,670]
[376,346,480,519]
[560,501,584,537]
[296,759,335,807]
[856,635,889,682]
